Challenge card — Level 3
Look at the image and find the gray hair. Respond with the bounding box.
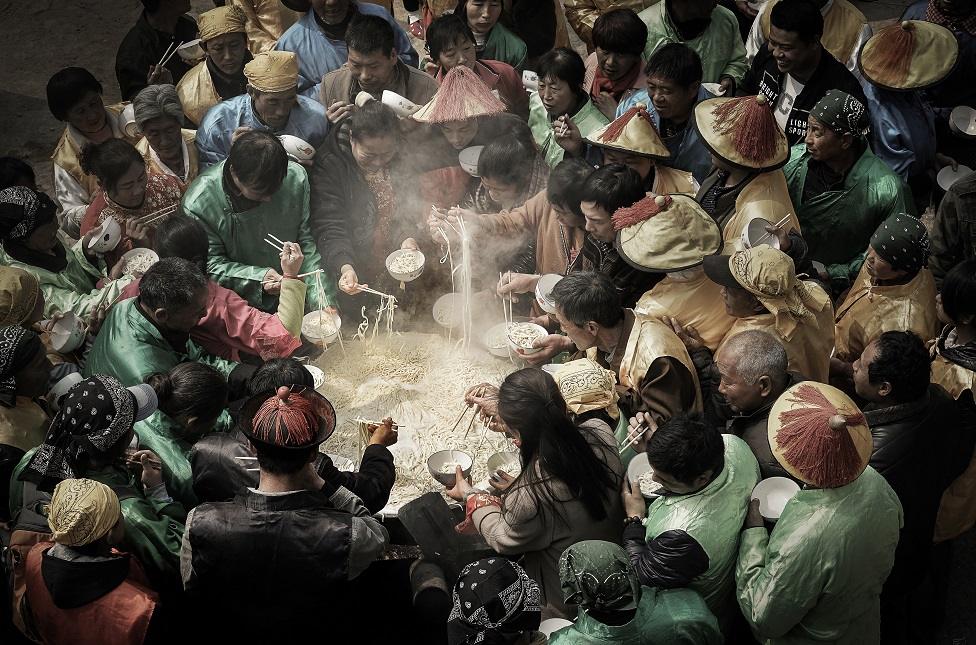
[720,329,789,389]
[132,84,184,129]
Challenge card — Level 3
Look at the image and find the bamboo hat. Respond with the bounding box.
[585,104,670,160]
[412,66,506,123]
[694,95,789,171]
[859,20,958,91]
[768,382,872,488]
[613,193,722,273]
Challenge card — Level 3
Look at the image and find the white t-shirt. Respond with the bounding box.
[774,74,805,131]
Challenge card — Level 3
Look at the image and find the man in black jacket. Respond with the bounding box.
[853,331,972,645]
[739,0,864,145]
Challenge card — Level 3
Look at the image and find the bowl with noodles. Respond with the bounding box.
[506,322,548,356]
[385,249,425,282]
[486,451,521,479]
[327,454,356,473]
[432,293,464,329]
[119,248,159,277]
[304,364,326,389]
[627,452,663,500]
[302,310,341,344]
[427,449,473,487]
[177,39,204,63]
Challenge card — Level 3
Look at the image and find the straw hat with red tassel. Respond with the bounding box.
[694,94,789,171]
[241,386,337,449]
[859,20,958,91]
[613,193,722,273]
[412,65,506,124]
[584,103,670,159]
[768,382,872,489]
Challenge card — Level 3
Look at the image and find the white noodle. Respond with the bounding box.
[389,252,423,274]
[507,323,545,349]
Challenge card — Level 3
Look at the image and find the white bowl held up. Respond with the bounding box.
[937,164,974,192]
[87,216,122,254]
[458,145,484,177]
[740,217,781,251]
[752,476,801,521]
[385,249,425,282]
[177,39,204,62]
[949,106,976,139]
[427,449,473,487]
[534,273,563,315]
[50,312,88,353]
[278,134,316,163]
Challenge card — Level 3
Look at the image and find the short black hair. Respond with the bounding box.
[153,214,209,273]
[536,48,586,98]
[47,67,103,121]
[348,101,400,142]
[547,158,594,218]
[139,257,208,312]
[248,358,314,394]
[579,163,645,214]
[146,362,228,427]
[550,271,624,328]
[79,139,145,193]
[868,331,931,404]
[426,14,475,60]
[644,43,703,87]
[770,0,824,42]
[0,157,36,190]
[227,130,288,196]
[478,125,536,186]
[646,412,725,486]
[253,442,317,475]
[940,258,976,324]
[346,13,395,57]
[592,9,647,57]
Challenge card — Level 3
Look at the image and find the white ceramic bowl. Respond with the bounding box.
[119,248,159,277]
[627,451,663,499]
[50,312,88,353]
[177,39,204,62]
[382,90,421,117]
[458,145,484,177]
[304,364,326,389]
[119,103,139,139]
[741,217,781,250]
[534,273,562,315]
[427,449,473,487]
[522,70,539,92]
[432,293,463,329]
[87,216,123,254]
[301,310,341,344]
[506,322,548,355]
[385,249,425,282]
[701,82,726,96]
[483,321,513,358]
[937,164,974,191]
[278,134,316,163]
[539,618,573,637]
[752,476,800,520]
[327,453,356,472]
[48,371,84,409]
[486,451,521,478]
[949,106,976,139]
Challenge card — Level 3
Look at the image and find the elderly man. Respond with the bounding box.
[115,0,198,101]
[133,84,198,190]
[182,131,332,312]
[784,90,914,293]
[639,0,747,93]
[177,5,252,126]
[181,387,389,640]
[275,0,417,102]
[737,382,902,644]
[195,50,328,167]
[740,0,864,145]
[622,413,760,634]
[319,14,437,124]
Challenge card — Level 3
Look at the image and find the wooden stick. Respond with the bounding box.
[159,41,184,68]
[449,404,471,433]
[133,203,179,226]
[156,41,178,69]
[266,232,288,247]
[619,425,650,454]
[352,418,405,428]
[264,237,284,252]
[296,269,323,278]
[751,214,793,247]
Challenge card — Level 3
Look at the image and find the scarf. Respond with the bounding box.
[870,213,929,274]
[591,61,642,103]
[811,89,869,138]
[21,375,136,492]
[559,540,641,612]
[0,326,41,408]
[926,1,976,35]
[0,266,41,327]
[48,478,122,546]
[447,558,542,645]
[0,187,68,273]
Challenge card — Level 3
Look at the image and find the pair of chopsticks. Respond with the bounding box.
[354,283,394,299]
[126,456,162,468]
[260,268,323,286]
[264,232,290,253]
[619,420,653,454]
[133,203,179,227]
[155,40,184,73]
[353,417,406,428]
[499,272,514,325]
[751,214,792,247]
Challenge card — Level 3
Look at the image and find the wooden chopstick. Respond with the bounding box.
[752,214,793,247]
[353,418,406,428]
[619,424,651,454]
[264,237,284,252]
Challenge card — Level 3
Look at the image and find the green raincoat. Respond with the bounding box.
[529,93,610,168]
[639,2,748,85]
[736,466,903,644]
[644,435,760,625]
[84,298,236,387]
[783,143,914,291]
[181,160,333,312]
[483,23,528,71]
[135,412,198,510]
[10,448,186,587]
[549,586,722,644]
[0,233,133,319]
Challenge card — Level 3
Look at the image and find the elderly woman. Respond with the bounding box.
[10,375,185,587]
[177,5,252,126]
[529,48,610,168]
[550,540,721,644]
[583,9,648,120]
[449,368,624,619]
[448,558,545,645]
[0,186,133,319]
[133,84,199,189]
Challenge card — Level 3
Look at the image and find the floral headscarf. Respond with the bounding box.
[811,90,869,138]
[559,540,641,612]
[447,558,542,645]
[870,213,929,275]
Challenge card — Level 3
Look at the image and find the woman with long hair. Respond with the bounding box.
[448,368,624,619]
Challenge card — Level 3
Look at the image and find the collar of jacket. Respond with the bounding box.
[863,388,931,426]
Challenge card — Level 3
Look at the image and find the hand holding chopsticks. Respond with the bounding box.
[753,214,793,248]
[620,413,657,454]
[147,41,182,84]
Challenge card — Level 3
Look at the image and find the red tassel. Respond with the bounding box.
[711,96,779,164]
[252,386,317,446]
[599,104,658,144]
[863,22,915,88]
[774,384,865,488]
[612,194,672,231]
[423,66,505,123]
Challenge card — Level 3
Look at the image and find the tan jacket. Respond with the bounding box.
[720,170,799,254]
[176,62,221,126]
[230,0,302,54]
[636,269,736,352]
[320,61,438,109]
[564,0,659,50]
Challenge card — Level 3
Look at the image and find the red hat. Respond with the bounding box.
[240,386,336,450]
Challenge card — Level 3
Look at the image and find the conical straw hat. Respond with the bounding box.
[585,104,670,159]
[859,20,958,91]
[694,95,789,171]
[412,66,506,124]
[613,193,722,272]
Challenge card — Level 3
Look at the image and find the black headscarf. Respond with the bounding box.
[0,186,67,273]
[447,558,542,645]
[0,325,42,408]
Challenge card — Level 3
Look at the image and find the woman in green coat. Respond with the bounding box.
[459,0,528,70]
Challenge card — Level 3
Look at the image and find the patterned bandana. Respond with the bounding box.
[559,540,641,612]
[811,89,869,138]
[870,213,930,274]
[47,478,122,547]
[0,326,41,408]
[21,375,136,492]
[554,358,620,420]
[447,558,542,645]
[0,266,41,327]
[0,186,57,242]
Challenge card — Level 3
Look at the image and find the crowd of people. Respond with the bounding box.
[1,0,976,642]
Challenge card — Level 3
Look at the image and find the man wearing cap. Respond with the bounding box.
[195,50,329,167]
[176,5,253,126]
[784,89,913,294]
[736,382,903,644]
[181,386,389,638]
[22,478,162,643]
[275,0,418,102]
[696,246,834,383]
